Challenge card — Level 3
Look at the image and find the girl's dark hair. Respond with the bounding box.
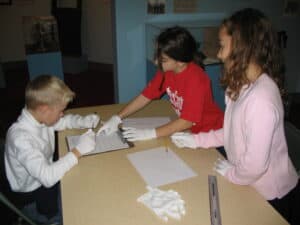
[220,8,285,100]
[154,26,205,70]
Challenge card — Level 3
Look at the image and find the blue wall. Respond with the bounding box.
[114,1,147,103]
[114,0,300,103]
[27,52,64,81]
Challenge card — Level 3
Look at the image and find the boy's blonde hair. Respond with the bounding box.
[25,75,75,110]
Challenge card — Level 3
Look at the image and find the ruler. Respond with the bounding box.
[208,175,222,225]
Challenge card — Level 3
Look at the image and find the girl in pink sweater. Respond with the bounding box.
[171,8,299,225]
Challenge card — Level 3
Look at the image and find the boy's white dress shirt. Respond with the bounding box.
[4,108,87,192]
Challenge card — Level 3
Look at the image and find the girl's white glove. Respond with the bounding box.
[171,132,198,149]
[122,127,156,141]
[75,129,96,155]
[213,158,233,176]
[77,114,100,129]
[97,115,122,135]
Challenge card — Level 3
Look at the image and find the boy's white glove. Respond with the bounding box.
[122,127,156,141]
[97,115,122,135]
[213,158,233,176]
[75,129,96,155]
[77,114,100,129]
[171,132,198,149]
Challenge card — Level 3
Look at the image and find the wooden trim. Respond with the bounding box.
[1,61,28,72]
[0,0,12,5]
[88,62,113,73]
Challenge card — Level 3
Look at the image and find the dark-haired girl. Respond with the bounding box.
[98,26,223,141]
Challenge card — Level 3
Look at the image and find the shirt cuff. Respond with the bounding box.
[66,151,79,165]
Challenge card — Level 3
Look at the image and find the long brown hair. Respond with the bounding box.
[220,8,285,100]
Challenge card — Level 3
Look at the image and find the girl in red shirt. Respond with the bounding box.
[98,26,224,141]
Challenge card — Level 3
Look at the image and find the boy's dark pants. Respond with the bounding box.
[13,183,60,219]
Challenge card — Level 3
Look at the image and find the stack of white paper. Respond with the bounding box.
[127,147,197,187]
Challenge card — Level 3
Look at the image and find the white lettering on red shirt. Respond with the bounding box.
[166,87,183,116]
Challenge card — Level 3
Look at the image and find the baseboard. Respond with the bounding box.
[2,60,113,74]
[1,60,28,72]
[88,61,113,73]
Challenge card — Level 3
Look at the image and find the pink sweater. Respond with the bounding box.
[194,74,298,200]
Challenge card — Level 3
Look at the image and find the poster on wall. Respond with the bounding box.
[22,16,60,55]
[173,0,197,13]
[147,0,166,14]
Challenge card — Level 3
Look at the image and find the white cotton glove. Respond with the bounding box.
[213,158,233,176]
[122,127,156,141]
[77,114,100,129]
[97,115,122,135]
[137,186,186,222]
[75,129,96,155]
[171,132,198,149]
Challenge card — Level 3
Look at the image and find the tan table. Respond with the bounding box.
[58,100,288,225]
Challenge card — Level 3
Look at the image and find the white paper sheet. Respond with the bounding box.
[127,147,197,187]
[122,117,171,129]
[66,131,131,156]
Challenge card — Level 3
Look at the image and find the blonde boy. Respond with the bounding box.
[4,75,99,223]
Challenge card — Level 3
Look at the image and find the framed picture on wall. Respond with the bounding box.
[173,0,197,13]
[0,0,12,5]
[147,0,166,14]
[22,16,60,55]
[283,0,300,16]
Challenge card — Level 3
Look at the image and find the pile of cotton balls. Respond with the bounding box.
[137,186,186,221]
